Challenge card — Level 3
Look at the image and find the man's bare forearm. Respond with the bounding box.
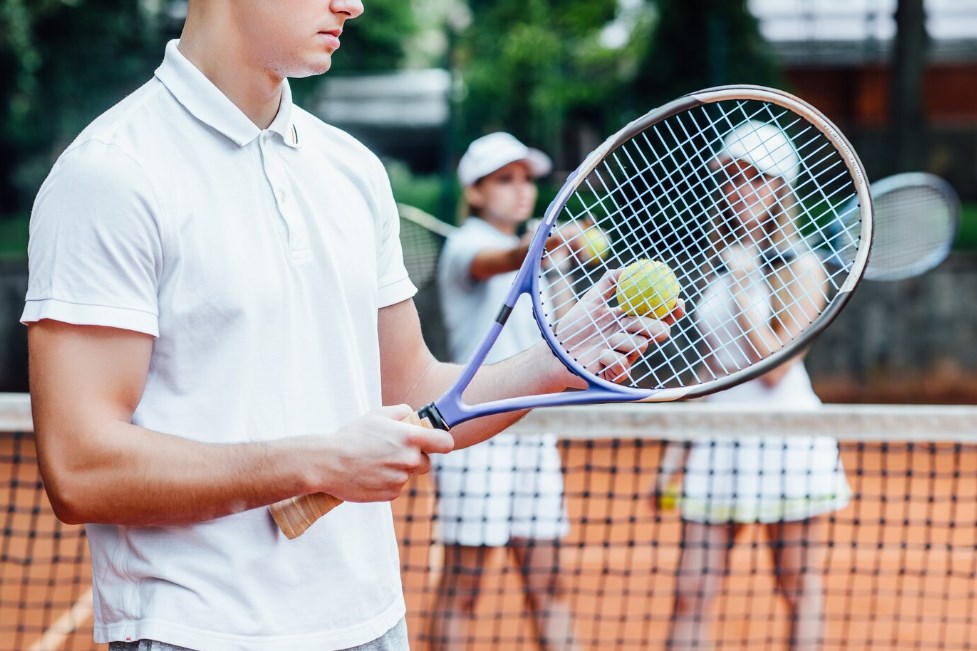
[35,404,448,526]
[28,321,317,526]
[35,418,321,526]
[29,320,450,527]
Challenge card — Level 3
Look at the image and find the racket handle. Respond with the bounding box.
[270,412,433,539]
[270,492,343,539]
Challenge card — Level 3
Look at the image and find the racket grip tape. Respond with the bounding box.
[269,411,434,539]
[270,492,343,539]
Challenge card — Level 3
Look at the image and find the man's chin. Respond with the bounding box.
[289,58,333,79]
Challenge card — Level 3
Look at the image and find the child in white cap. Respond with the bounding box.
[663,120,850,651]
[428,132,582,651]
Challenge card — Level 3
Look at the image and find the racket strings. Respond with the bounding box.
[568,162,844,382]
[666,101,851,377]
[537,99,867,391]
[398,205,454,290]
[400,221,442,288]
[871,186,954,275]
[714,101,862,260]
[547,134,739,381]
[688,140,843,375]
[558,117,809,372]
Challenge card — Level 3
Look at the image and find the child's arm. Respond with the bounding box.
[468,230,536,280]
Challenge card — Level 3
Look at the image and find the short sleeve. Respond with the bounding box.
[371,164,417,308]
[21,139,164,336]
[438,228,483,293]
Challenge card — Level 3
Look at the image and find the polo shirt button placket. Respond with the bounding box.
[261,135,309,257]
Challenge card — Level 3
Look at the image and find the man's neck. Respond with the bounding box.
[178,15,283,129]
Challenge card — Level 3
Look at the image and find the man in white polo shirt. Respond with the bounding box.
[23,2,673,651]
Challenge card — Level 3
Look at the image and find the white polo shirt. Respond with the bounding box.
[23,41,416,651]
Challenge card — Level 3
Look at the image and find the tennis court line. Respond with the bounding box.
[29,587,94,651]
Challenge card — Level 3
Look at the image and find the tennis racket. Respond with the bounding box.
[830,172,959,281]
[397,203,456,290]
[765,171,959,281]
[270,84,874,538]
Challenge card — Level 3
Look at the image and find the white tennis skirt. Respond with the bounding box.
[680,365,851,524]
[680,434,851,524]
[432,433,569,546]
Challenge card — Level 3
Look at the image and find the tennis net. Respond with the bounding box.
[2,395,976,650]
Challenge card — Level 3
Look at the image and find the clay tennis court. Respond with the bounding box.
[396,435,977,650]
[4,404,977,650]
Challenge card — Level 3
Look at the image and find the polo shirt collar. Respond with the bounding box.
[155,40,301,149]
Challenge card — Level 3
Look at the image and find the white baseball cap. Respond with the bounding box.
[715,120,800,185]
[457,132,553,186]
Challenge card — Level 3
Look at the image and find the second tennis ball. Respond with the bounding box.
[615,259,680,318]
[658,483,680,511]
[578,227,611,264]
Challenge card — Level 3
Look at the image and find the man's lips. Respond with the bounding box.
[318,29,342,49]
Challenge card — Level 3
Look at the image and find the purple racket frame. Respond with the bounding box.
[418,85,873,431]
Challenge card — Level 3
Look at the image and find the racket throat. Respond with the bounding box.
[418,403,449,430]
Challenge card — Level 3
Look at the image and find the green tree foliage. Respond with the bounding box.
[0,0,170,216]
[455,0,782,170]
[630,0,783,111]
[333,0,417,73]
[0,0,416,218]
[457,0,650,165]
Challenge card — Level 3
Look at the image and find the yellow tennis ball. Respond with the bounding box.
[579,227,611,264]
[615,259,680,318]
[659,483,680,511]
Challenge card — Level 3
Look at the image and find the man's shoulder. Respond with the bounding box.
[37,79,174,213]
[66,78,170,157]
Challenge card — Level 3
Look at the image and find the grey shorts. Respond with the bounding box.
[108,617,409,651]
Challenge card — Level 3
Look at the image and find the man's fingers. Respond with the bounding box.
[407,427,455,455]
[413,452,432,476]
[376,403,454,455]
[620,314,672,343]
[557,266,685,385]
[607,332,650,357]
[596,349,632,383]
[584,268,624,303]
[381,403,417,421]
[661,298,686,325]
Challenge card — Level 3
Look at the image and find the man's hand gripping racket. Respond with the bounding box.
[270,85,873,539]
